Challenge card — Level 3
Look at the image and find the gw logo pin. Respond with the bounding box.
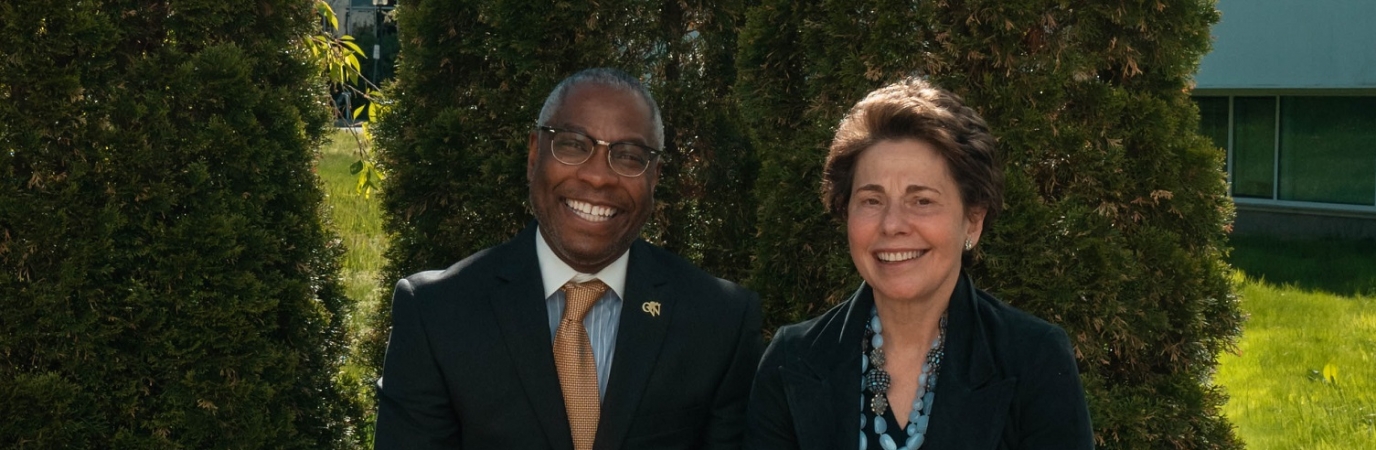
[641,301,662,317]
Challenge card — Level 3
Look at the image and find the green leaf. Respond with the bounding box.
[343,40,364,57]
[352,105,366,121]
[316,0,338,30]
[349,160,364,175]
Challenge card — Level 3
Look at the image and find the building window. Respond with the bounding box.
[1196,96,1229,160]
[1194,95,1376,208]
[1279,97,1376,206]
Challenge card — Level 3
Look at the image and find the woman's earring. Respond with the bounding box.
[964,238,973,251]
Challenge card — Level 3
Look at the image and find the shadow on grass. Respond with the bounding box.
[1229,234,1376,297]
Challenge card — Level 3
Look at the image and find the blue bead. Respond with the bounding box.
[861,414,867,429]
[923,392,935,410]
[870,315,883,333]
[879,434,898,450]
[872,333,884,349]
[908,433,925,449]
[874,416,887,434]
[914,415,929,433]
[906,422,917,435]
[918,373,928,387]
[859,434,868,450]
[860,394,866,408]
[862,354,869,372]
[910,405,922,421]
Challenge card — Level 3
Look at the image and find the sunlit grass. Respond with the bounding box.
[318,129,388,447]
[1220,237,1376,449]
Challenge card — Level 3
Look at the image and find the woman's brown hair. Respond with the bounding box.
[822,77,1003,232]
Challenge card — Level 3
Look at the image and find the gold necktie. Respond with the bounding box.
[555,279,607,450]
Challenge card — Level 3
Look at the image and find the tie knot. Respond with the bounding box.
[561,279,608,322]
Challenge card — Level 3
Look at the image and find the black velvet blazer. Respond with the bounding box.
[746,274,1094,450]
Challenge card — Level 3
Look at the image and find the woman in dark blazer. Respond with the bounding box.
[746,78,1094,450]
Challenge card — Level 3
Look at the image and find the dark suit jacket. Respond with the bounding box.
[746,274,1093,450]
[375,224,764,450]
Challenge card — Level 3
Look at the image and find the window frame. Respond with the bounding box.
[1193,92,1376,215]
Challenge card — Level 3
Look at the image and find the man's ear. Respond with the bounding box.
[647,160,661,190]
[526,131,539,180]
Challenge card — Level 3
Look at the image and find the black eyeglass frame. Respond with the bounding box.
[534,125,662,177]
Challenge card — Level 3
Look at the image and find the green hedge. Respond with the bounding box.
[0,0,354,447]
[737,0,1241,448]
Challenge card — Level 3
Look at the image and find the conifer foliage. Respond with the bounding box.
[737,1,1242,448]
[0,0,353,447]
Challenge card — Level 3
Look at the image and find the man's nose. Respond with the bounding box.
[576,144,619,186]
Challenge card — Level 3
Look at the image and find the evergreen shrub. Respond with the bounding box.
[0,0,354,447]
[736,0,1242,448]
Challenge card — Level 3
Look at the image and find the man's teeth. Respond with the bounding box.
[565,199,618,222]
[876,251,922,262]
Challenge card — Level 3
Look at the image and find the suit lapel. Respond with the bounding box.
[489,226,574,450]
[782,285,871,450]
[925,275,1017,449]
[594,241,672,450]
[781,353,864,450]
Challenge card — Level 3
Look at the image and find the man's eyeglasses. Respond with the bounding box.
[535,125,660,178]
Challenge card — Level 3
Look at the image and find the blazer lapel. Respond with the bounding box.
[594,241,672,450]
[925,275,1017,450]
[783,284,872,450]
[489,226,574,450]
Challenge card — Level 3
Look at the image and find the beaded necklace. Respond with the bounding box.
[860,305,947,450]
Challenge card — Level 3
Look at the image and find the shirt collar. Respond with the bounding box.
[535,225,630,299]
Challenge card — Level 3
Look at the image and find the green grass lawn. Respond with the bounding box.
[318,129,388,447]
[1221,235,1376,449]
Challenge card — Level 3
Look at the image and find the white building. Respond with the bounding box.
[1193,0,1376,238]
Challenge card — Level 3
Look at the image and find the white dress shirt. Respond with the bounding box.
[535,226,627,400]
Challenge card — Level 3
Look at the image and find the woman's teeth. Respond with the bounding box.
[876,250,922,262]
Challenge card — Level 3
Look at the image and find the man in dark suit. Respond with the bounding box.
[374,68,764,450]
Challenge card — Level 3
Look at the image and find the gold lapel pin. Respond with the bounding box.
[641,301,662,317]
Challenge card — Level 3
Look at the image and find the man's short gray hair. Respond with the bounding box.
[537,68,665,149]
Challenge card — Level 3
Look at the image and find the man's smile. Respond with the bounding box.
[564,198,620,223]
